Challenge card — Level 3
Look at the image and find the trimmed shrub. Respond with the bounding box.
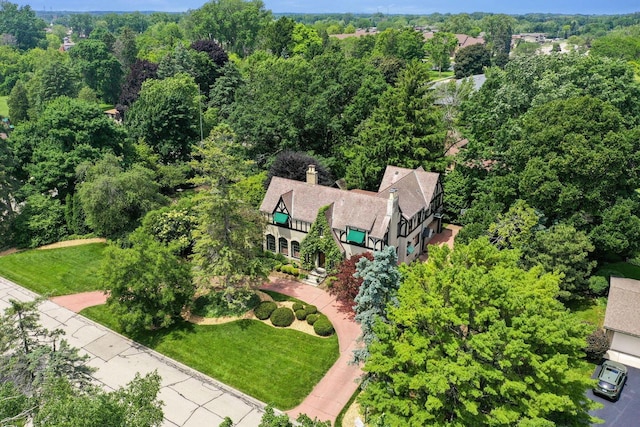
[314,317,335,336]
[306,314,319,325]
[588,276,609,296]
[270,307,295,327]
[305,305,318,316]
[254,301,277,320]
[295,309,307,320]
[280,265,300,276]
[292,302,304,311]
[585,328,610,361]
[274,263,282,272]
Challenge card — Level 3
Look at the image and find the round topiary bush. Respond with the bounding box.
[254,301,277,320]
[292,302,304,311]
[313,317,334,336]
[305,305,318,316]
[306,314,319,325]
[295,309,307,320]
[270,307,295,327]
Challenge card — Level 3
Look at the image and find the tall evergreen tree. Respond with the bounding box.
[190,125,267,300]
[345,62,446,190]
[353,246,400,364]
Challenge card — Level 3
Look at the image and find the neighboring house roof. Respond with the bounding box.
[455,34,485,48]
[423,32,484,49]
[260,166,440,240]
[604,277,640,337]
[445,138,469,157]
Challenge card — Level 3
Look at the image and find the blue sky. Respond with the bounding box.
[18,0,640,15]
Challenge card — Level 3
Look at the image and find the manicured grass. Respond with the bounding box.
[192,290,261,317]
[595,262,640,281]
[262,289,302,303]
[0,96,8,117]
[81,304,339,410]
[428,70,455,80]
[0,244,107,296]
[567,297,607,328]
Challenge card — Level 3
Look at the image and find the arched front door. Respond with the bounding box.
[318,252,326,268]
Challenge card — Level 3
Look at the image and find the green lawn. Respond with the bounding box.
[567,297,607,328]
[81,304,339,410]
[428,70,455,81]
[595,262,640,281]
[0,96,8,117]
[0,244,107,296]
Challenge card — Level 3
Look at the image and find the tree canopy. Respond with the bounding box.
[360,238,595,426]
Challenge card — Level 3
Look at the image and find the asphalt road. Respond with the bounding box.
[589,364,640,426]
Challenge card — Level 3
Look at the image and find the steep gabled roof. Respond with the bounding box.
[260,177,390,239]
[604,277,640,337]
[377,166,440,218]
[260,166,440,239]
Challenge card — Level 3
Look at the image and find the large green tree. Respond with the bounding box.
[360,238,595,426]
[228,51,387,166]
[190,125,267,295]
[373,27,426,62]
[101,229,195,334]
[482,14,515,66]
[8,97,125,199]
[126,73,200,163]
[454,43,491,78]
[77,154,166,238]
[424,32,457,73]
[0,1,45,50]
[186,0,271,57]
[0,300,164,426]
[345,62,446,190]
[523,223,596,299]
[69,39,123,103]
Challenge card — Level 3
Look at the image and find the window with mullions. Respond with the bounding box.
[279,237,288,256]
[291,241,300,258]
[266,234,276,252]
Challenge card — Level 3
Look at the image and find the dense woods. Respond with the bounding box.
[2,1,640,424]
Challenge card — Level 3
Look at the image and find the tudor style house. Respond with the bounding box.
[259,165,444,267]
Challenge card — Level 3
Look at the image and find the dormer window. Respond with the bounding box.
[346,228,366,245]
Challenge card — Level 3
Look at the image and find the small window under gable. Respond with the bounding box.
[273,212,290,225]
[346,228,366,245]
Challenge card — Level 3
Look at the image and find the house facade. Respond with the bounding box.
[259,165,443,268]
[604,277,640,367]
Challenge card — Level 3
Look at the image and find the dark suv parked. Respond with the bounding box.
[594,360,628,401]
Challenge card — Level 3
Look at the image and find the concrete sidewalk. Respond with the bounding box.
[262,277,363,423]
[0,276,266,427]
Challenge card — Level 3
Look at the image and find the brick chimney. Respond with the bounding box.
[387,188,400,244]
[306,164,318,185]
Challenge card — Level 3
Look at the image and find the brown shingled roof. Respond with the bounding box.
[604,277,640,337]
[377,166,440,218]
[260,166,440,239]
[260,177,390,239]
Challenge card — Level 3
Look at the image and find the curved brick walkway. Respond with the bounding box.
[50,290,108,312]
[49,277,362,424]
[262,276,363,423]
